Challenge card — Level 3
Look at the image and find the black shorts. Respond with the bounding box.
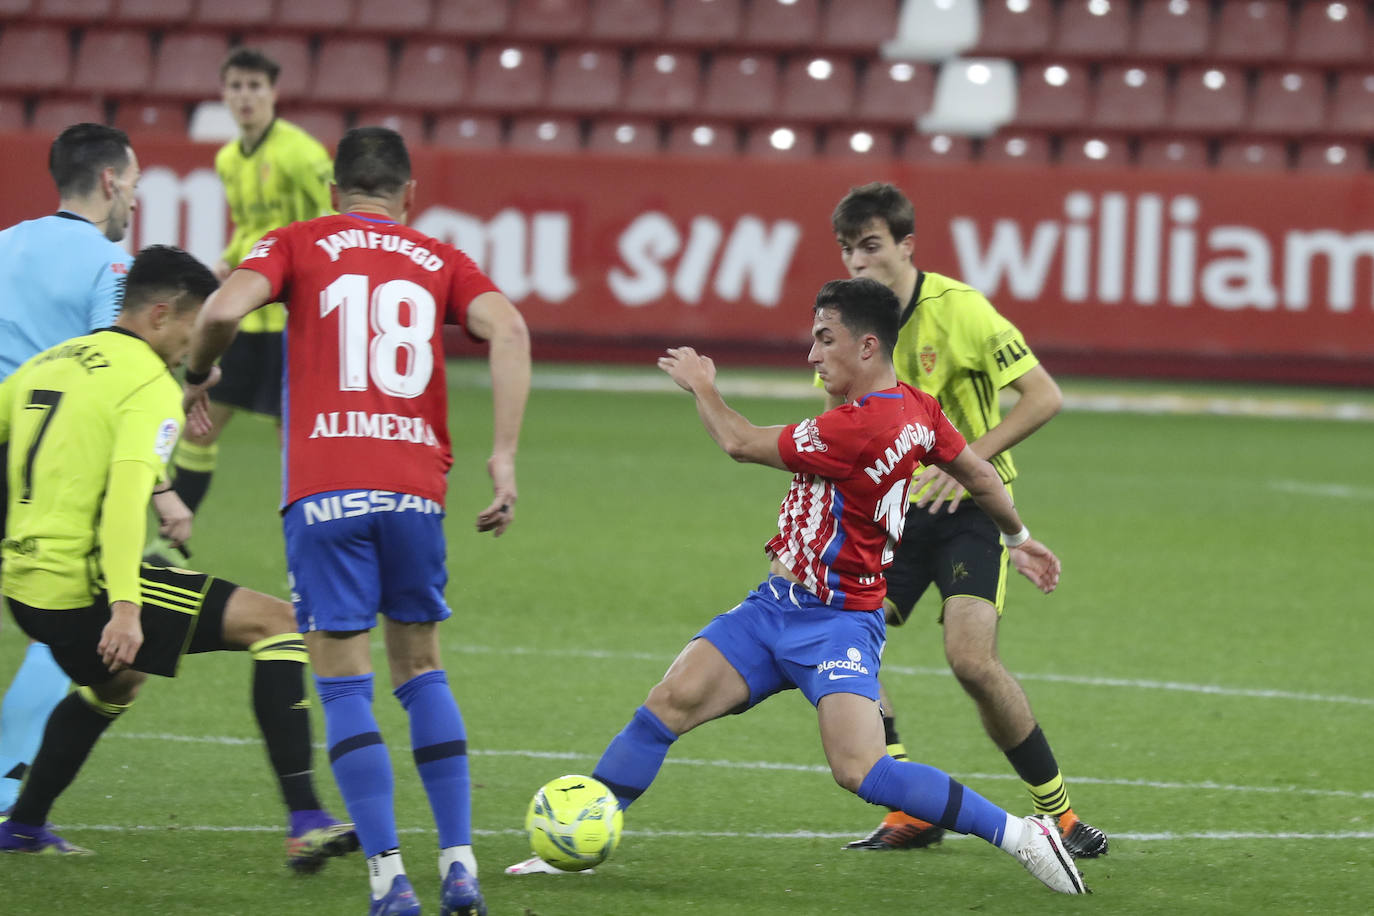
[210,331,282,417]
[5,564,237,686]
[884,501,1009,625]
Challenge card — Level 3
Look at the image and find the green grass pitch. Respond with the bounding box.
[0,363,1369,915]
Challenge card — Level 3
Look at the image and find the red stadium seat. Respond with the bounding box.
[510,0,590,41]
[699,52,780,120]
[1059,133,1132,168]
[433,0,511,38]
[1292,1,1369,66]
[743,123,817,159]
[0,25,71,93]
[0,0,32,16]
[980,130,1053,166]
[587,0,664,44]
[1091,64,1168,132]
[778,56,856,122]
[1217,136,1289,170]
[70,30,152,96]
[467,44,546,112]
[34,0,112,22]
[390,41,468,111]
[278,105,348,150]
[431,113,503,149]
[972,0,1054,58]
[855,59,935,127]
[740,0,820,50]
[1132,0,1211,61]
[1053,0,1132,59]
[355,109,427,143]
[354,0,432,32]
[31,97,106,132]
[1212,0,1289,63]
[150,32,231,100]
[309,38,391,106]
[114,100,189,136]
[0,95,26,131]
[1295,139,1366,172]
[899,130,975,163]
[1331,70,1374,136]
[117,0,194,24]
[235,36,313,103]
[275,0,356,32]
[622,49,700,117]
[665,120,737,156]
[1137,135,1209,169]
[586,117,660,154]
[547,46,623,114]
[1169,65,1247,131]
[191,0,267,28]
[1249,69,1327,135]
[508,115,582,153]
[665,0,742,46]
[821,126,896,160]
[1013,62,1090,130]
[817,0,899,53]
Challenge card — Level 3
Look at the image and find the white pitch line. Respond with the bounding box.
[54,823,1374,842]
[111,734,1374,801]
[1269,479,1374,501]
[444,644,1374,707]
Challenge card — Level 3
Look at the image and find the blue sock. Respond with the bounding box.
[591,705,677,811]
[0,644,70,810]
[394,670,470,849]
[315,673,397,857]
[856,755,1011,847]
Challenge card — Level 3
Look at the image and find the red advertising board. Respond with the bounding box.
[3,131,1371,383]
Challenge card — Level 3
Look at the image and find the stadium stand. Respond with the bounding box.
[508,114,582,152]
[741,0,821,50]
[390,40,468,111]
[1052,0,1133,59]
[899,129,976,163]
[699,52,781,120]
[355,108,427,144]
[191,0,268,29]
[1137,134,1210,169]
[664,120,738,156]
[277,105,348,149]
[467,44,547,112]
[1331,70,1374,135]
[114,100,190,136]
[980,129,1054,166]
[884,0,978,60]
[1296,139,1367,172]
[431,112,503,149]
[433,0,511,38]
[70,30,153,97]
[30,96,104,132]
[235,35,316,105]
[1211,0,1290,62]
[1012,62,1092,131]
[854,59,935,127]
[510,0,590,42]
[1059,133,1133,168]
[919,58,1016,135]
[1091,64,1169,132]
[150,32,231,100]
[743,123,819,159]
[586,117,661,154]
[354,0,433,33]
[0,96,25,131]
[821,126,897,160]
[0,25,71,93]
[778,56,857,123]
[1132,0,1211,61]
[665,0,742,47]
[1216,136,1290,170]
[33,0,110,22]
[546,46,624,114]
[273,0,355,32]
[1291,1,1370,66]
[816,0,900,53]
[587,0,665,44]
[1169,65,1248,132]
[1249,69,1328,135]
[971,0,1054,58]
[308,37,391,106]
[622,49,701,118]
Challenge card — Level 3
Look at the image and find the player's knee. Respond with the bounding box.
[643,678,704,733]
[946,650,1000,691]
[223,588,297,648]
[88,671,146,708]
[829,756,872,794]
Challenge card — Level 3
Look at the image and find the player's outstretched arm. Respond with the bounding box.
[937,446,1060,593]
[658,347,786,469]
[467,291,531,537]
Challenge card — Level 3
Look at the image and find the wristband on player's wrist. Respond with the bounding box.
[183,366,212,386]
[1001,525,1031,548]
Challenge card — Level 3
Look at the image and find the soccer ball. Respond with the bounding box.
[524,774,623,871]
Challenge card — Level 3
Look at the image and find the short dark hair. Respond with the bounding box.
[220,47,281,84]
[334,127,411,196]
[831,182,915,245]
[813,277,901,357]
[48,123,132,198]
[121,245,219,315]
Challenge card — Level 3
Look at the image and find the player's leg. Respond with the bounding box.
[198,575,356,870]
[942,591,1108,858]
[168,401,232,515]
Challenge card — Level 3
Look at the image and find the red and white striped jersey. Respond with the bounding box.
[238,211,500,507]
[767,383,965,610]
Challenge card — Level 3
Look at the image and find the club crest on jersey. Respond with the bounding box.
[919,345,937,374]
[792,418,827,454]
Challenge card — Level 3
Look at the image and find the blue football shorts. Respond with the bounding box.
[696,575,886,709]
[283,489,451,633]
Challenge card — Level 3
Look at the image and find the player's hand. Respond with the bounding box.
[152,489,193,548]
[182,366,222,438]
[912,465,965,514]
[99,601,143,672]
[657,347,716,393]
[1009,539,1061,594]
[478,454,517,537]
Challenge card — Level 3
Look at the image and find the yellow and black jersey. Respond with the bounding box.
[893,270,1039,493]
[216,118,332,334]
[0,329,182,608]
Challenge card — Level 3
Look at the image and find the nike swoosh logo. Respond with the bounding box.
[828,672,860,680]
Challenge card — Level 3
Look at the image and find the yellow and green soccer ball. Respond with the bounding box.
[524,774,624,871]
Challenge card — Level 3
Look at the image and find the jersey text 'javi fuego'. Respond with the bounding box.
[239,212,498,507]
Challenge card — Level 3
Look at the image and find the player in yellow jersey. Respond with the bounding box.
[0,246,356,869]
[167,48,333,520]
[828,183,1108,859]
